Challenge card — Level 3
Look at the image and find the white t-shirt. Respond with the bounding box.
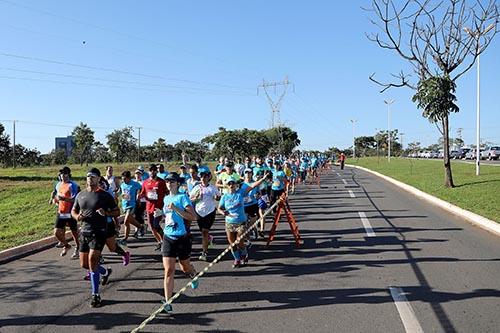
[191,183,220,217]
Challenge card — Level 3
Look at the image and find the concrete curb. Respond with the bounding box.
[347,164,500,236]
[0,231,73,265]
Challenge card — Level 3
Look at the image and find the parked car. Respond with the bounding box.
[450,150,460,159]
[430,151,440,158]
[481,146,500,160]
[456,147,471,159]
[437,150,444,159]
[466,148,483,160]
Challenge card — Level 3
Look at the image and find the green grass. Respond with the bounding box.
[348,157,500,222]
[0,161,218,251]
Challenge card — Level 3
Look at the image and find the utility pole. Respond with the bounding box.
[136,126,142,162]
[350,119,357,158]
[384,99,395,162]
[12,120,16,168]
[258,76,292,154]
[400,132,404,156]
[375,127,379,163]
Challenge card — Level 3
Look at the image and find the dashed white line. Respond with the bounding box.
[358,212,376,237]
[336,172,341,177]
[342,179,348,185]
[348,190,356,198]
[390,287,424,333]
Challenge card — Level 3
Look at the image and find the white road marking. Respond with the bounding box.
[336,172,341,177]
[358,212,376,237]
[342,179,348,185]
[390,287,424,333]
[348,190,356,198]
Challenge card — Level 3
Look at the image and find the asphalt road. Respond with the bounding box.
[1,167,500,333]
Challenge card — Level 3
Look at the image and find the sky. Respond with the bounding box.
[0,0,498,154]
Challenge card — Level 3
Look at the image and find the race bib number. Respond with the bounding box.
[165,213,175,227]
[122,189,131,201]
[273,181,281,187]
[58,213,71,219]
[147,190,158,200]
[244,196,252,204]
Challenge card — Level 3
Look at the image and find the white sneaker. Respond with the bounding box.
[71,249,79,259]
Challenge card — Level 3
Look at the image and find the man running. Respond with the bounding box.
[141,164,167,250]
[118,171,144,245]
[72,167,120,308]
[50,166,80,259]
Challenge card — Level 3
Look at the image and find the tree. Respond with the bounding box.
[173,140,209,162]
[263,126,301,156]
[92,141,112,163]
[0,123,11,167]
[407,141,422,155]
[152,138,169,161]
[42,149,68,165]
[355,136,376,157]
[71,122,95,166]
[106,127,137,163]
[367,0,499,187]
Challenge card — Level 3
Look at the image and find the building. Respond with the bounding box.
[55,136,75,157]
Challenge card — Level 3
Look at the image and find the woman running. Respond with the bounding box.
[218,173,268,268]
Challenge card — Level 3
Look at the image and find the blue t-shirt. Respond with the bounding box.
[299,161,309,171]
[157,171,168,180]
[163,193,192,239]
[141,171,150,181]
[272,170,286,191]
[311,158,319,168]
[120,180,142,210]
[243,182,259,206]
[219,184,249,224]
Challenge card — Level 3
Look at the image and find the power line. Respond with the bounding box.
[0,74,254,96]
[0,0,264,81]
[0,66,253,94]
[0,51,255,91]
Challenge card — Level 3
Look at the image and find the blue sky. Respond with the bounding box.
[0,0,498,154]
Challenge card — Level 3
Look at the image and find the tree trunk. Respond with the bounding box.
[442,115,454,188]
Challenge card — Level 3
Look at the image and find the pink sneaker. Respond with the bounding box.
[122,251,130,266]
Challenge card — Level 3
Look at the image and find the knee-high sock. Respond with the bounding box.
[90,271,100,295]
[115,245,126,256]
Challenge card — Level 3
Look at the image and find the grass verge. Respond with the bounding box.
[348,157,499,222]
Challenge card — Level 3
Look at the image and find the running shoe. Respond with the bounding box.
[161,300,173,313]
[101,268,112,286]
[90,294,102,308]
[258,230,265,239]
[83,271,91,281]
[232,259,241,268]
[154,242,162,251]
[122,251,130,266]
[189,272,199,289]
[98,256,105,265]
[208,234,215,249]
[140,224,146,237]
[60,244,71,257]
[117,239,127,247]
[242,254,249,264]
[132,229,139,239]
[70,249,79,260]
[55,241,64,248]
[198,252,208,261]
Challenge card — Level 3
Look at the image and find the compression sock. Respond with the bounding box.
[230,247,241,260]
[240,246,248,258]
[97,265,107,275]
[90,271,100,295]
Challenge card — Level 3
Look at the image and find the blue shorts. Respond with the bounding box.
[258,198,268,210]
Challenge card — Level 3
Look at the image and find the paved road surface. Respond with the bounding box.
[1,167,499,333]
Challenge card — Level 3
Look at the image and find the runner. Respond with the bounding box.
[50,166,80,259]
[190,166,220,261]
[218,172,269,268]
[216,161,241,194]
[270,161,287,209]
[104,165,120,202]
[133,169,147,238]
[141,164,167,251]
[234,158,245,177]
[186,164,201,195]
[157,164,168,180]
[242,168,261,239]
[339,152,346,170]
[71,167,120,308]
[118,171,143,245]
[157,172,199,313]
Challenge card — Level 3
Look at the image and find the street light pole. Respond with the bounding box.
[384,99,394,162]
[464,24,494,176]
[350,119,357,158]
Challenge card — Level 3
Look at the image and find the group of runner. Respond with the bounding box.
[49,153,329,310]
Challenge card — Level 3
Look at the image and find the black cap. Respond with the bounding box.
[225,161,234,167]
[149,163,158,172]
[165,172,183,182]
[87,167,101,177]
[59,166,71,174]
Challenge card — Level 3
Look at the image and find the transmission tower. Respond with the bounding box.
[258,76,292,155]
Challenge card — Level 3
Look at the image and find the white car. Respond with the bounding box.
[481,146,500,160]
